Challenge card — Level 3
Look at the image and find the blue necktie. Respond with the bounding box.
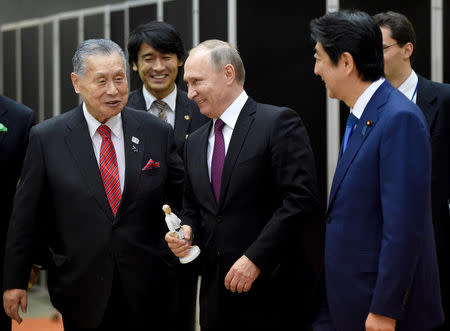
[342,113,358,153]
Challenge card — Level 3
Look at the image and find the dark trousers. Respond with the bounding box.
[63,267,140,331]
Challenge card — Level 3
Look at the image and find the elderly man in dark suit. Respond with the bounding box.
[3,39,183,330]
[374,11,450,331]
[166,39,322,331]
[0,94,34,331]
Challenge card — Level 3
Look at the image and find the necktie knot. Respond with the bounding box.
[214,118,225,133]
[97,124,111,139]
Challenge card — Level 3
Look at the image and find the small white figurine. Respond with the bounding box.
[162,204,200,264]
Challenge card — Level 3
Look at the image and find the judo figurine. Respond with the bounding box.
[162,204,200,263]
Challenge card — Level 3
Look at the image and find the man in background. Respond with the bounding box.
[374,12,450,330]
[127,20,208,157]
[127,20,209,331]
[0,94,34,330]
[311,10,443,331]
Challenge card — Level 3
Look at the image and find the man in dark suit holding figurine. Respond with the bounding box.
[166,39,322,331]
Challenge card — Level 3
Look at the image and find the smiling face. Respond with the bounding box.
[183,49,230,119]
[71,52,128,123]
[133,42,182,100]
[313,42,345,100]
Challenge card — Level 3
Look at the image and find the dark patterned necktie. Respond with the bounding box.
[97,124,121,216]
[153,100,168,122]
[211,119,226,202]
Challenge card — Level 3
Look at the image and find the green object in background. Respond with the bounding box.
[0,123,7,132]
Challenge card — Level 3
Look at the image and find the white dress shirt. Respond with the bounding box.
[143,85,177,127]
[398,70,418,104]
[83,103,125,193]
[207,90,248,180]
[350,78,385,119]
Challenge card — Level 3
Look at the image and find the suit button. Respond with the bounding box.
[326,217,331,224]
[217,215,223,223]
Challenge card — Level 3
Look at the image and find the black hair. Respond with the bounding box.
[310,9,384,82]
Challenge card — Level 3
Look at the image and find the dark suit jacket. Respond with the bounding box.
[127,87,209,157]
[417,75,450,329]
[323,81,443,331]
[182,97,321,330]
[0,95,34,329]
[3,106,183,328]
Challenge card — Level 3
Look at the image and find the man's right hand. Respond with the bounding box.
[3,289,27,324]
[165,225,193,258]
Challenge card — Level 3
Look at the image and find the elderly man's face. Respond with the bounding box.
[71,52,128,123]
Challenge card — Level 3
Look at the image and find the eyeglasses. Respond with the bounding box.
[383,43,398,51]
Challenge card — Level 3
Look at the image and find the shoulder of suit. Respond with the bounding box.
[0,94,34,118]
[418,75,450,97]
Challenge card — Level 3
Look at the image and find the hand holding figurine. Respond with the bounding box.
[162,204,200,263]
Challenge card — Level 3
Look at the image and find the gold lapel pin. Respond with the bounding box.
[184,115,190,121]
[366,120,372,126]
[185,134,189,140]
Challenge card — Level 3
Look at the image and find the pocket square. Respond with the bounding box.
[142,158,160,171]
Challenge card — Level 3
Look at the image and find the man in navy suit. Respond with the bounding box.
[3,39,183,330]
[166,39,322,331]
[374,12,450,330]
[310,10,443,331]
[0,94,34,330]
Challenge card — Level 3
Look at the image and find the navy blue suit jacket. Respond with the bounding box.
[324,81,443,331]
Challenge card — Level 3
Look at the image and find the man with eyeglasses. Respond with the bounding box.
[374,11,450,331]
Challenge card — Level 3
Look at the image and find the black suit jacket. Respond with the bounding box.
[0,95,34,329]
[127,87,209,157]
[182,97,322,330]
[417,75,450,328]
[3,106,183,328]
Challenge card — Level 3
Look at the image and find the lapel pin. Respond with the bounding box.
[131,145,138,153]
[362,120,372,135]
[185,134,189,140]
[184,115,190,121]
[0,123,8,132]
[132,136,139,144]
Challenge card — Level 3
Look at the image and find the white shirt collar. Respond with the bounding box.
[398,70,418,102]
[214,90,248,129]
[351,78,385,119]
[142,85,177,112]
[82,103,122,139]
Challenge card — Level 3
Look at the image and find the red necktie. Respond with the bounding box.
[97,124,121,216]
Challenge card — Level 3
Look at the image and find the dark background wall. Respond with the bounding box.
[0,0,447,213]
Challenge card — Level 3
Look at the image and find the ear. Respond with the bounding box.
[224,64,235,85]
[177,59,184,67]
[71,73,80,94]
[402,42,414,61]
[132,62,138,72]
[340,52,354,74]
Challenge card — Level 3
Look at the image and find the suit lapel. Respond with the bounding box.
[128,88,147,111]
[197,121,217,206]
[218,98,256,208]
[416,75,438,130]
[327,81,389,211]
[64,107,113,219]
[117,107,145,217]
[173,88,192,141]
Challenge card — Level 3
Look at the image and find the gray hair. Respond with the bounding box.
[72,39,128,77]
[190,39,245,85]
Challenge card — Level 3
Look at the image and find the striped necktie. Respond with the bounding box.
[97,124,121,216]
[153,100,168,122]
